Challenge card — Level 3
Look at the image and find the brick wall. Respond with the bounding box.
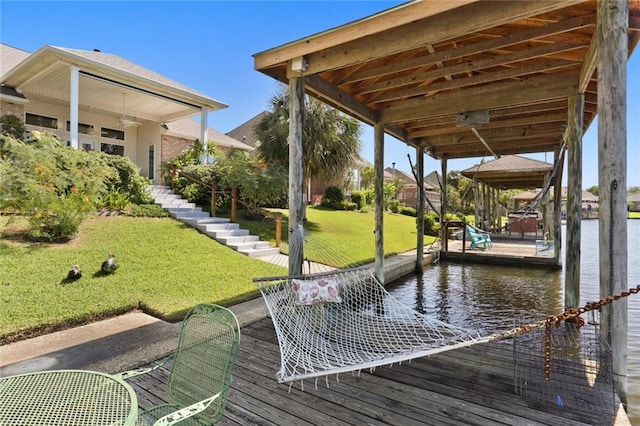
[0,101,24,119]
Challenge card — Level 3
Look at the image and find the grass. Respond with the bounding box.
[0,208,432,342]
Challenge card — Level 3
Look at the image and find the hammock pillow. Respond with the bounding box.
[291,278,342,305]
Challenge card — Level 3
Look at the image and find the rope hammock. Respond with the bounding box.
[254,265,486,385]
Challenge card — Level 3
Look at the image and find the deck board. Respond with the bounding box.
[128,318,629,425]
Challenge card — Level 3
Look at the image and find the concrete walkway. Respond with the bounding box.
[0,251,428,377]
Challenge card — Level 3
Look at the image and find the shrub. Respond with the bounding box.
[399,206,417,217]
[97,153,153,204]
[423,212,440,236]
[350,190,364,210]
[323,186,344,204]
[0,134,108,241]
[389,199,401,213]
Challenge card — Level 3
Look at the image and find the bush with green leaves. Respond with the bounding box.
[423,212,440,236]
[0,134,110,241]
[97,153,153,204]
[161,146,288,215]
[0,114,25,139]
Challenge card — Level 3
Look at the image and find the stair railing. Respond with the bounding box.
[171,167,283,243]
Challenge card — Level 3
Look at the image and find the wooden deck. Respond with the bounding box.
[441,236,562,269]
[128,318,629,425]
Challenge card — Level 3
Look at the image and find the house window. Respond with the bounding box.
[101,143,125,156]
[66,121,95,135]
[25,113,58,129]
[100,127,125,140]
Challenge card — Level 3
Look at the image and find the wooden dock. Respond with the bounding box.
[441,237,562,269]
[128,317,630,425]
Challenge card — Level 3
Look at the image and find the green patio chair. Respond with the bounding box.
[465,224,492,249]
[116,304,240,425]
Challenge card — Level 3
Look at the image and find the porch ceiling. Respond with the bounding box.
[254,0,640,161]
[2,46,227,125]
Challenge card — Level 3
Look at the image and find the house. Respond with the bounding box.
[384,167,440,213]
[0,43,252,184]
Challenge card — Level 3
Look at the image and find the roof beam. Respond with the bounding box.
[254,0,479,71]
[370,58,578,104]
[379,73,578,124]
[359,42,581,97]
[300,0,587,76]
[426,122,565,146]
[429,138,562,159]
[409,112,568,138]
[342,14,595,85]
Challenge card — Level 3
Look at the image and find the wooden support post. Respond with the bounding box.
[374,123,385,284]
[553,146,564,265]
[276,213,282,248]
[440,157,448,249]
[416,146,425,272]
[288,76,305,276]
[474,179,479,227]
[565,93,584,310]
[598,0,628,404]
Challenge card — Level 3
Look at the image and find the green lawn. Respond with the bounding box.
[0,208,432,342]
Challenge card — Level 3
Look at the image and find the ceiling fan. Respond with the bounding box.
[118,93,141,128]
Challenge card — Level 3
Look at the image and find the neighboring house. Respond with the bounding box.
[385,167,440,213]
[226,111,268,150]
[0,43,252,184]
[560,188,599,218]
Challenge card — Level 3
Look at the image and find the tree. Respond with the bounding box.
[586,185,599,196]
[254,88,362,201]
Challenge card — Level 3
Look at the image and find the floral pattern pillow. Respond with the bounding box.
[291,278,342,305]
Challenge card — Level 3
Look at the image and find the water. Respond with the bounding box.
[387,219,640,424]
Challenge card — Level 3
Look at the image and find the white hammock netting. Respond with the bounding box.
[254,266,486,384]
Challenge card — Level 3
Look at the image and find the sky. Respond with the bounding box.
[1,1,638,188]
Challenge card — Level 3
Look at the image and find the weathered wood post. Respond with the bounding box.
[565,93,584,310]
[440,157,448,248]
[598,0,628,404]
[374,123,385,284]
[288,74,305,276]
[553,146,564,264]
[276,213,282,248]
[416,146,425,272]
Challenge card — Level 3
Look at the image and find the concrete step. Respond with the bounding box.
[218,235,259,245]
[148,185,278,260]
[174,211,211,220]
[211,229,250,239]
[167,206,203,214]
[228,241,272,251]
[238,247,281,258]
[182,217,230,227]
[198,223,240,233]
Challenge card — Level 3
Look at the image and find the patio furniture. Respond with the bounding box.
[0,369,137,425]
[466,224,492,249]
[116,303,240,425]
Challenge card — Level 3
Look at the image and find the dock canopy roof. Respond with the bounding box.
[460,155,554,189]
[253,0,640,160]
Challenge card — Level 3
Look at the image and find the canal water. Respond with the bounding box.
[387,219,640,424]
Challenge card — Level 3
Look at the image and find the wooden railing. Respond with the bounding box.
[171,168,283,245]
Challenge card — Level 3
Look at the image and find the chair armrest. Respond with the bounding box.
[113,355,173,380]
[152,392,223,426]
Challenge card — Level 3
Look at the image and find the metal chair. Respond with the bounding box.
[116,304,240,425]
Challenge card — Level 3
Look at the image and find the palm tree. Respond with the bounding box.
[254,88,362,201]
